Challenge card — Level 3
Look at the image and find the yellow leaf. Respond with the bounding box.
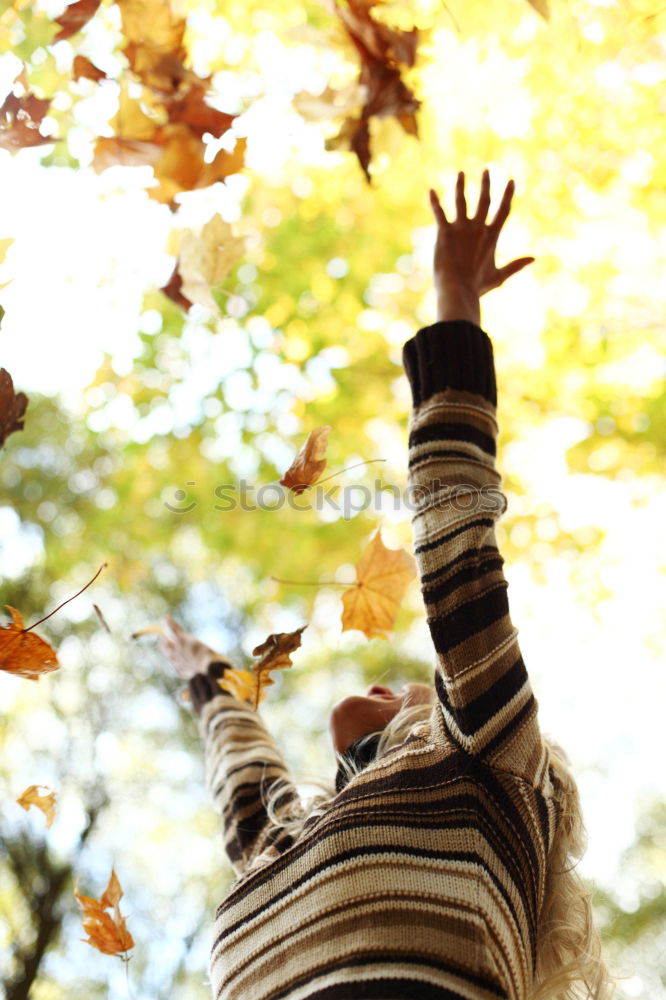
[341,531,416,639]
[178,213,246,311]
[16,784,57,828]
[0,238,13,267]
[218,667,268,704]
[75,868,134,956]
[279,426,332,494]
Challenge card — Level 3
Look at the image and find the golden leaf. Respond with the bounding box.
[341,531,416,639]
[75,868,134,956]
[280,426,332,494]
[218,668,268,705]
[0,606,59,681]
[16,785,57,828]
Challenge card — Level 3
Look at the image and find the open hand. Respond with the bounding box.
[429,170,535,323]
[159,616,229,679]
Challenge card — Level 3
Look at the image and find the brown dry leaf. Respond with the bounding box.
[73,55,107,83]
[17,785,57,828]
[341,531,416,639]
[252,626,307,673]
[0,92,52,153]
[53,0,102,42]
[167,86,236,139]
[327,0,420,182]
[75,868,135,956]
[249,626,306,708]
[0,369,29,449]
[280,427,332,495]
[0,606,59,681]
[160,264,193,311]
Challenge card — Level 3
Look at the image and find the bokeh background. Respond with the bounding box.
[1,0,665,996]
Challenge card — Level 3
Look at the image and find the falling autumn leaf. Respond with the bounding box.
[341,531,416,639]
[252,625,307,674]
[0,368,29,449]
[218,627,306,708]
[311,0,420,182]
[17,785,57,828]
[249,626,307,708]
[280,426,332,495]
[0,565,105,680]
[0,607,59,681]
[176,213,246,311]
[526,0,551,19]
[53,0,102,42]
[75,868,135,956]
[160,263,193,311]
[218,667,268,705]
[0,92,52,152]
[73,55,107,83]
[131,624,164,639]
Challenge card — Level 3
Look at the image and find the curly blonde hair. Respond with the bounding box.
[256,703,617,1000]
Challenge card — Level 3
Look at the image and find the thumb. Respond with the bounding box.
[495,256,535,285]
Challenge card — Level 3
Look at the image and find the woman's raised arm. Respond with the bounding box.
[402,170,547,784]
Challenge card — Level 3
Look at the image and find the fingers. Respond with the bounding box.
[473,168,491,222]
[455,170,467,219]
[489,178,515,236]
[428,188,447,225]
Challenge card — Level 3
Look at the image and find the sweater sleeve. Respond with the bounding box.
[189,663,303,875]
[403,321,548,785]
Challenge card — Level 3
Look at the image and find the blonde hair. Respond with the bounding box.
[254,703,618,1000]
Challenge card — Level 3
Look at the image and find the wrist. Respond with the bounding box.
[436,296,481,326]
[435,282,480,325]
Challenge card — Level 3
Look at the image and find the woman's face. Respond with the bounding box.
[329,682,435,754]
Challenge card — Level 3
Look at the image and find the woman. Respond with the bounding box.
[161,171,615,1000]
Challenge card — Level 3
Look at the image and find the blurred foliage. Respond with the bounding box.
[1,0,665,996]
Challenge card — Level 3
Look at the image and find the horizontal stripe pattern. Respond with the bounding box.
[196,323,559,1000]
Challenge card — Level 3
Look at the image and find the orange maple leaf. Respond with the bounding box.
[0,607,59,681]
[75,869,135,956]
[341,531,416,639]
[16,785,57,828]
[280,426,332,495]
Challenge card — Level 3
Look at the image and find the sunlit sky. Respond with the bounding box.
[1,9,665,912]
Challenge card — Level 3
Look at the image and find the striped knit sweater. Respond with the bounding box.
[189,320,560,1000]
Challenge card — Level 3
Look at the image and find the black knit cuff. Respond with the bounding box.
[402,321,497,408]
[189,661,230,716]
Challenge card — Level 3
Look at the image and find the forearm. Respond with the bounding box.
[192,664,302,873]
